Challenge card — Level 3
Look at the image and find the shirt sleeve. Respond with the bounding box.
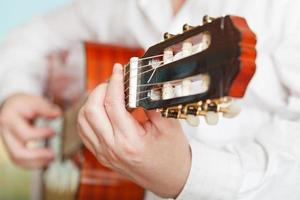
[176,140,243,200]
[0,0,110,103]
[177,3,300,200]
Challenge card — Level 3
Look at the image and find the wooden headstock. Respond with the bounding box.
[124,15,256,125]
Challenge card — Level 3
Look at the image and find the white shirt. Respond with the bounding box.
[1,0,300,199]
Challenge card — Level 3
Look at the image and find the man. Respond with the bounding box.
[1,0,300,199]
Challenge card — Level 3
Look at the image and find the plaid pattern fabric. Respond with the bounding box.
[77,149,144,200]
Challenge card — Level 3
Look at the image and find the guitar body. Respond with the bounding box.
[77,42,145,200]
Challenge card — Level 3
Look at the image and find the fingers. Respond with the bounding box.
[77,110,101,156]
[83,83,114,148]
[1,128,54,169]
[9,114,54,143]
[31,97,61,119]
[77,65,143,168]
[105,64,129,123]
[105,64,142,135]
[78,83,116,167]
[77,118,112,167]
[78,86,118,167]
[0,94,59,169]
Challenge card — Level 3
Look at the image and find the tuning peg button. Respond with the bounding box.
[205,111,219,125]
[186,115,200,127]
[222,103,241,118]
[182,79,192,96]
[164,32,175,40]
[182,41,193,57]
[183,24,195,32]
[163,49,174,64]
[162,83,175,100]
[203,15,216,24]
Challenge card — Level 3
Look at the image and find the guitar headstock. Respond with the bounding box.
[124,15,256,125]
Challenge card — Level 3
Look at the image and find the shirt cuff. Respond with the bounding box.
[0,74,42,104]
[176,140,243,200]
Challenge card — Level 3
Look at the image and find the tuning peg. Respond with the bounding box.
[160,108,169,118]
[203,15,216,24]
[205,111,219,125]
[182,79,192,96]
[160,105,183,119]
[162,83,175,100]
[222,103,241,118]
[163,48,174,64]
[164,32,175,40]
[183,24,195,32]
[182,41,193,57]
[186,115,200,127]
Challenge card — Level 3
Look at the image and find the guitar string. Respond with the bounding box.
[123,60,164,76]
[125,96,152,108]
[123,52,192,86]
[124,86,163,99]
[123,61,167,86]
[122,49,211,93]
[123,55,189,93]
[121,53,190,100]
[136,95,152,102]
[124,54,164,69]
[124,77,186,99]
[123,38,209,78]
[125,94,169,108]
[124,82,162,93]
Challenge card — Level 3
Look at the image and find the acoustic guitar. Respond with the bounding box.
[42,15,256,200]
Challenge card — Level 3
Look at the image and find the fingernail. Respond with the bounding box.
[113,63,123,74]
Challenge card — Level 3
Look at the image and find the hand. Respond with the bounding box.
[77,64,191,198]
[0,94,61,169]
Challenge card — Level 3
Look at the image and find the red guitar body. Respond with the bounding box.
[77,42,145,200]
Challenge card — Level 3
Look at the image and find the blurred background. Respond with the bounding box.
[0,0,72,42]
[0,1,72,199]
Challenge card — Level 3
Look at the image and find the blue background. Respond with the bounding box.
[0,0,73,42]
